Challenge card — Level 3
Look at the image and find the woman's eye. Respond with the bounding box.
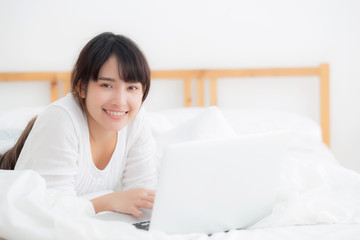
[101,83,112,88]
[128,86,138,90]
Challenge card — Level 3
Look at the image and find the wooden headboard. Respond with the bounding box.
[0,72,71,102]
[0,64,330,146]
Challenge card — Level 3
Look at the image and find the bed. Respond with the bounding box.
[1,65,360,240]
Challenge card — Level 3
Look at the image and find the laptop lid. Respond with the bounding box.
[150,132,287,234]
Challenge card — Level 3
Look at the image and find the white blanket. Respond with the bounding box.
[0,169,360,240]
[1,142,360,240]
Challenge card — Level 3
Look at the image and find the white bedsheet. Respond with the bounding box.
[0,170,360,240]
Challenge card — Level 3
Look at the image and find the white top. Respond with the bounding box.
[15,93,157,198]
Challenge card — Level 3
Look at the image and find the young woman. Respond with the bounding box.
[0,32,157,216]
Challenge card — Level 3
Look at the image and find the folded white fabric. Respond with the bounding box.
[146,112,174,138]
[0,170,201,240]
[252,142,360,228]
[0,170,95,240]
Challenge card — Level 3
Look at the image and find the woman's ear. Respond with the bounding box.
[77,81,86,98]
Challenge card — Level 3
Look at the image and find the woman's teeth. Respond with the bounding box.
[105,110,126,116]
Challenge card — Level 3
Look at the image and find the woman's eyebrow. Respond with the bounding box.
[98,77,115,82]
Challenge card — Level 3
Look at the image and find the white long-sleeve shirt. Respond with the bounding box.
[15,93,157,198]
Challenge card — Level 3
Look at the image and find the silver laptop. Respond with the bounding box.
[95,132,287,234]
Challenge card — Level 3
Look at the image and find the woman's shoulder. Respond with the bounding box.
[52,93,83,113]
[41,94,85,121]
[36,93,86,131]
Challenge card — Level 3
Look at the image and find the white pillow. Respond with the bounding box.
[0,107,44,129]
[220,108,322,142]
[154,106,236,172]
[149,107,322,142]
[0,128,22,154]
[146,112,174,138]
[152,107,207,128]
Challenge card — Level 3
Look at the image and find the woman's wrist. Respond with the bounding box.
[90,192,115,213]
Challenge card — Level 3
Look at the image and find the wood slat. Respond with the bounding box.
[319,63,330,147]
[151,70,202,79]
[50,81,59,102]
[0,72,60,81]
[206,67,320,78]
[209,77,217,106]
[184,77,192,107]
[196,77,205,107]
[56,72,72,97]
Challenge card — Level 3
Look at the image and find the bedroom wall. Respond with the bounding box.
[0,0,360,173]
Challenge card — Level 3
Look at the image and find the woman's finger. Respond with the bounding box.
[146,190,156,196]
[142,194,155,202]
[137,200,154,210]
[130,207,143,216]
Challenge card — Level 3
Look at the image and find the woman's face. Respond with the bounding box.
[81,55,143,135]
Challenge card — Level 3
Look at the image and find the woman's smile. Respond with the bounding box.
[103,109,128,120]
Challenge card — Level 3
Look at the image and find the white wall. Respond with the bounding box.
[0,0,360,173]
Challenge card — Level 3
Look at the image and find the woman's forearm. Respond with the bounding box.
[90,188,155,215]
[90,192,115,213]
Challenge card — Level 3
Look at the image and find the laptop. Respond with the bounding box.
[95,132,287,234]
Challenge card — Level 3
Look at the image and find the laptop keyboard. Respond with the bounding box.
[133,221,150,231]
[133,220,239,235]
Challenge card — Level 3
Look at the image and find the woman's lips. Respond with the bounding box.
[103,109,128,119]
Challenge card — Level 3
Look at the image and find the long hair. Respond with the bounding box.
[0,116,37,170]
[0,32,150,170]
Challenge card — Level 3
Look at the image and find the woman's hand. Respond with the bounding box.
[91,188,156,216]
[111,188,155,216]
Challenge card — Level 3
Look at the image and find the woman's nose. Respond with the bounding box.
[111,88,127,106]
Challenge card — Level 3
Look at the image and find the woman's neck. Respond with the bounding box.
[87,116,117,145]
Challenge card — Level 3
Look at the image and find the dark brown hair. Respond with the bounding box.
[0,32,151,170]
[71,32,151,111]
